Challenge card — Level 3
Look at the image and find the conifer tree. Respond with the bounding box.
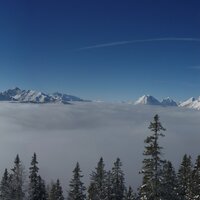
[139,114,166,200]
[105,170,112,200]
[49,179,64,200]
[192,155,200,199]
[68,162,86,200]
[9,154,25,200]
[162,161,178,200]
[111,158,126,200]
[55,179,64,200]
[88,157,107,200]
[177,154,193,200]
[37,175,47,200]
[0,169,10,200]
[125,186,137,200]
[87,182,96,200]
[29,153,39,200]
[48,182,56,200]
[29,153,46,200]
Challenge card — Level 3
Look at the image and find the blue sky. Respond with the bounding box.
[0,0,199,101]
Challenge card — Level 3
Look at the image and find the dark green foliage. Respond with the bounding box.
[125,186,137,200]
[88,157,107,200]
[29,153,47,200]
[192,155,200,199]
[37,175,47,200]
[177,154,193,200]
[49,179,64,200]
[0,169,10,200]
[87,182,96,200]
[162,161,179,200]
[68,162,86,200]
[29,153,39,200]
[105,170,113,200]
[111,158,126,200]
[9,154,25,200]
[139,114,166,200]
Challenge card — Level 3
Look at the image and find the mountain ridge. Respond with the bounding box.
[134,95,200,110]
[1,88,200,110]
[0,87,87,104]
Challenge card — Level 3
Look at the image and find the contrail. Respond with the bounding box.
[77,37,200,51]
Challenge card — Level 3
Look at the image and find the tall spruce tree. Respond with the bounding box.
[29,153,39,200]
[0,169,10,200]
[49,179,64,200]
[177,154,193,200]
[88,182,96,200]
[68,162,86,200]
[29,153,46,200]
[88,157,107,200]
[37,175,47,200]
[111,158,126,200]
[105,170,112,200]
[139,114,166,200]
[9,154,25,200]
[161,161,178,200]
[192,155,200,199]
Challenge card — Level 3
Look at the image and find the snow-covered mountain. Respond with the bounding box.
[14,90,54,103]
[0,87,86,104]
[1,88,200,110]
[134,95,200,110]
[134,95,178,107]
[161,97,177,106]
[52,92,83,102]
[179,97,200,110]
[135,95,161,105]
[179,97,195,107]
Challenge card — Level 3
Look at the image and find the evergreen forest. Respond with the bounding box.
[0,115,199,200]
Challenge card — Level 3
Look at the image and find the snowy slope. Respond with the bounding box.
[0,87,21,101]
[0,87,85,104]
[135,95,161,105]
[1,88,200,110]
[161,97,177,106]
[14,90,54,103]
[134,95,200,110]
[179,97,200,110]
[52,92,84,103]
[179,97,195,107]
[134,95,178,107]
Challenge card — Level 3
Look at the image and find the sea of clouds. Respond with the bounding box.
[0,102,200,189]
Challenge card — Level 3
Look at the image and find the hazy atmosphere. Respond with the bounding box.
[0,102,200,188]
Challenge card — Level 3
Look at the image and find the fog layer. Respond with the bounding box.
[0,102,199,188]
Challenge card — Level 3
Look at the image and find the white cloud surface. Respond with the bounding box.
[0,102,200,190]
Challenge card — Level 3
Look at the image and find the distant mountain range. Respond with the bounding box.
[0,87,87,104]
[0,88,200,111]
[134,95,200,110]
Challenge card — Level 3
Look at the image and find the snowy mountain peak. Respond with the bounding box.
[179,97,196,107]
[135,95,161,105]
[0,88,86,104]
[3,87,22,97]
[134,95,178,107]
[161,97,177,106]
[179,97,200,110]
[52,92,83,102]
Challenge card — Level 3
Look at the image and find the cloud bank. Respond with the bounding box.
[0,102,200,189]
